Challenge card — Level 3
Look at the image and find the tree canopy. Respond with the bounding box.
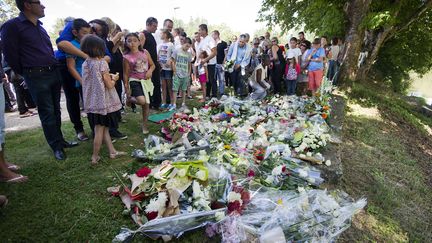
[258,0,432,92]
[0,0,19,25]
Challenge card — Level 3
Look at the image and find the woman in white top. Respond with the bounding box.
[327,37,340,82]
[249,55,271,100]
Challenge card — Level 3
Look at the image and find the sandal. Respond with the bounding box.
[0,174,28,184]
[91,156,101,165]
[0,195,8,209]
[109,151,127,159]
[142,125,149,135]
[7,163,20,171]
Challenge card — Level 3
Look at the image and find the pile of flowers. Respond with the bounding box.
[111,79,366,242]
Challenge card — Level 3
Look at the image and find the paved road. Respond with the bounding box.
[5,92,70,132]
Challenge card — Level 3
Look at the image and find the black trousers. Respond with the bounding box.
[58,65,84,134]
[12,77,36,114]
[150,65,161,109]
[23,68,64,151]
[206,64,217,98]
[272,64,283,94]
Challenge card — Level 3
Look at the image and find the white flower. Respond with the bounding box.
[265,175,275,184]
[325,160,332,166]
[277,134,285,141]
[227,191,242,205]
[298,168,308,178]
[306,152,312,157]
[307,177,316,184]
[297,187,306,194]
[269,137,276,143]
[195,170,207,181]
[294,147,301,152]
[215,211,226,221]
[272,165,284,176]
[145,192,168,215]
[299,154,306,159]
[187,206,193,212]
[197,140,207,147]
[247,143,254,150]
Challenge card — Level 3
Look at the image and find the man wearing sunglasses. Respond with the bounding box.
[1,0,78,160]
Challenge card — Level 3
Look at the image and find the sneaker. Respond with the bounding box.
[168,104,177,111]
[110,130,128,140]
[187,95,193,99]
[77,132,89,141]
[160,104,168,109]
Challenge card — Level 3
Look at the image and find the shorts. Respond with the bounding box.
[130,81,145,97]
[173,76,189,91]
[87,112,119,127]
[308,69,323,91]
[199,74,207,83]
[161,70,173,80]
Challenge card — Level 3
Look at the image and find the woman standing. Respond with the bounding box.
[269,37,285,94]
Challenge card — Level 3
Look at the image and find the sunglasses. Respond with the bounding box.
[28,1,41,4]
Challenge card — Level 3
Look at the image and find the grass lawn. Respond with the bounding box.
[1,84,431,242]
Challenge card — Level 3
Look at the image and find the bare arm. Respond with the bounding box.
[256,69,266,88]
[145,50,156,80]
[58,41,88,59]
[123,58,130,96]
[66,57,82,84]
[102,71,116,89]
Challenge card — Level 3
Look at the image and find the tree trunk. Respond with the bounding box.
[338,0,371,82]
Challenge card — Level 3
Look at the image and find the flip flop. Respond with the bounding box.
[1,174,28,184]
[91,156,101,165]
[7,164,21,171]
[109,151,127,159]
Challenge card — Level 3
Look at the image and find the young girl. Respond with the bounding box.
[285,57,298,96]
[197,51,209,102]
[81,35,126,164]
[158,30,174,110]
[123,33,156,134]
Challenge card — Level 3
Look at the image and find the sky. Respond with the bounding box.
[40,0,267,35]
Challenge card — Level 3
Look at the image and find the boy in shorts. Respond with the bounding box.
[170,37,192,111]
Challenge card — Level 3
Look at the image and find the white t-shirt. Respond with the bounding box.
[329,45,340,61]
[197,35,217,65]
[153,29,163,49]
[286,47,302,59]
[157,42,174,70]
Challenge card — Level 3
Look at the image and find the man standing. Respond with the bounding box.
[142,17,161,110]
[154,19,174,48]
[197,24,217,99]
[1,0,77,160]
[212,30,227,97]
[226,34,251,96]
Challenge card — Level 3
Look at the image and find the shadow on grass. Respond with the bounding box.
[338,100,432,242]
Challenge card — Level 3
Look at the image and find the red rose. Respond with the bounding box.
[189,117,195,122]
[256,155,264,161]
[227,201,241,214]
[247,169,255,177]
[146,211,158,220]
[282,165,286,173]
[136,167,152,177]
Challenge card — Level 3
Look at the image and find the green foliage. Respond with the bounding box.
[374,10,432,93]
[0,0,19,24]
[49,18,65,44]
[258,0,346,38]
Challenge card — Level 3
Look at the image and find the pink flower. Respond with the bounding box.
[136,167,152,177]
[227,201,241,214]
[247,169,255,177]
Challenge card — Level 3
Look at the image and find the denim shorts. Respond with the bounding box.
[160,70,173,80]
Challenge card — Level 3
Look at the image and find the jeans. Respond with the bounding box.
[59,64,84,134]
[206,64,217,98]
[230,69,242,96]
[285,79,297,95]
[0,82,5,147]
[215,64,225,95]
[327,60,339,83]
[150,65,161,108]
[23,68,64,151]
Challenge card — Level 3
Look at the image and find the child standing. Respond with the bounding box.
[171,37,193,111]
[81,35,126,164]
[65,18,91,141]
[158,30,174,110]
[285,57,298,96]
[197,51,209,102]
[123,33,156,134]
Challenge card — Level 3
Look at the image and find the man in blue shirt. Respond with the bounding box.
[1,0,78,160]
[226,34,251,96]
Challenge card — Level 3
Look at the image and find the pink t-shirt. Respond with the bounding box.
[82,58,122,115]
[124,51,149,80]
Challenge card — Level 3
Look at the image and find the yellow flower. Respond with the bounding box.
[277,198,283,205]
[224,145,232,150]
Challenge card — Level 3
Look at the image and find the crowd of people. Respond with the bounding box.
[0,0,345,208]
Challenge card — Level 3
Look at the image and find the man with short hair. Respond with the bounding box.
[212,30,227,96]
[1,0,77,160]
[226,34,251,96]
[197,24,217,98]
[154,18,174,48]
[298,31,306,44]
[142,17,162,109]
